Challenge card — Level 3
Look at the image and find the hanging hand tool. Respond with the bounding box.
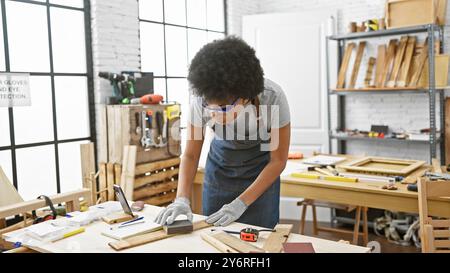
[155,111,167,147]
[135,112,141,135]
[218,228,275,243]
[140,111,153,148]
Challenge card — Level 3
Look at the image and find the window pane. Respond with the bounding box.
[6,1,50,72]
[59,141,87,193]
[13,76,54,145]
[167,78,189,127]
[0,5,5,71]
[0,150,13,184]
[165,26,187,77]
[50,0,83,8]
[139,0,163,22]
[16,145,57,201]
[207,31,225,43]
[164,0,186,25]
[154,78,166,98]
[0,108,9,146]
[207,0,225,32]
[140,22,166,76]
[55,76,89,140]
[188,29,207,63]
[187,0,206,29]
[51,7,86,73]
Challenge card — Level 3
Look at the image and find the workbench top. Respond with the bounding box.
[22,205,370,253]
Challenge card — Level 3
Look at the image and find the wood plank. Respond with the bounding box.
[114,164,122,188]
[380,39,398,87]
[0,189,91,219]
[212,231,265,253]
[336,43,356,89]
[348,42,366,89]
[120,145,137,200]
[375,45,387,88]
[134,157,181,176]
[108,220,211,251]
[0,167,23,207]
[436,0,448,25]
[98,104,108,163]
[98,163,108,202]
[139,191,177,206]
[364,57,376,88]
[262,224,293,253]
[430,219,450,228]
[433,229,450,238]
[432,158,443,173]
[446,98,450,165]
[134,168,180,189]
[387,36,408,87]
[201,232,239,253]
[106,163,115,201]
[80,143,96,189]
[134,180,178,200]
[409,39,429,87]
[397,36,417,87]
[434,240,450,248]
[426,181,450,198]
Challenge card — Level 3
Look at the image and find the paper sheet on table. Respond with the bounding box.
[101,220,161,240]
[281,161,315,177]
[301,155,346,166]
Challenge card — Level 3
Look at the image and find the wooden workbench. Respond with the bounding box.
[192,157,450,218]
[8,205,369,253]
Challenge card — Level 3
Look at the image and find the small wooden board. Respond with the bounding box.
[339,157,426,176]
[375,45,387,88]
[349,42,366,89]
[380,39,398,87]
[397,36,417,87]
[262,224,293,253]
[409,39,429,87]
[211,231,266,253]
[387,36,408,87]
[337,43,356,89]
[364,57,376,88]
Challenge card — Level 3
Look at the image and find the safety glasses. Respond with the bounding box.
[202,98,240,113]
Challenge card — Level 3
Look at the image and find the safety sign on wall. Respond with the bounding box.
[0,73,31,107]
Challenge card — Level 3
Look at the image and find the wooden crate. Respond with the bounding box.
[101,104,182,165]
[133,157,180,206]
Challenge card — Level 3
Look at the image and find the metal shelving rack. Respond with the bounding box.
[326,24,446,164]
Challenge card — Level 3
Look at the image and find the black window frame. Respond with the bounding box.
[0,0,96,194]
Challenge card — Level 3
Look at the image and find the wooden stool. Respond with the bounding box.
[297,199,369,246]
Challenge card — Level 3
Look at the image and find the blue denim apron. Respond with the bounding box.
[202,110,281,229]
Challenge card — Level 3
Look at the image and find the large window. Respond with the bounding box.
[139,0,226,128]
[0,0,94,200]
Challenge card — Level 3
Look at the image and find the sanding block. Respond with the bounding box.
[163,220,194,235]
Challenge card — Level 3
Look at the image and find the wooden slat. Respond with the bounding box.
[114,164,122,187]
[134,157,181,176]
[201,232,239,253]
[364,57,376,88]
[139,191,177,206]
[397,36,416,87]
[380,39,398,87]
[120,145,137,200]
[427,181,450,198]
[212,231,265,253]
[433,229,450,238]
[80,143,96,189]
[0,167,23,207]
[409,39,429,87]
[348,41,366,89]
[262,224,293,253]
[133,180,178,200]
[434,240,450,248]
[0,189,91,219]
[336,43,356,89]
[430,219,450,228]
[375,45,386,88]
[432,158,443,173]
[106,163,115,201]
[98,163,108,202]
[436,0,448,25]
[108,220,211,251]
[134,168,180,189]
[387,36,408,87]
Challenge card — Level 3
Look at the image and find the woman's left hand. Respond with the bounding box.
[206,198,248,227]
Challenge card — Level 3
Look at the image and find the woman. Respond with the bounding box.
[155,36,291,228]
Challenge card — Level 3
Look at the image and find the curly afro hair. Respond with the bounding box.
[188,36,264,102]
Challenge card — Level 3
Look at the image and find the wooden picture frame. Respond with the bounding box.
[339,157,426,176]
[386,0,437,29]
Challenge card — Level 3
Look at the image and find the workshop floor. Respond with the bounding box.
[280,219,421,253]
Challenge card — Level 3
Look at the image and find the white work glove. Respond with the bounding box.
[154,197,193,225]
[206,198,248,227]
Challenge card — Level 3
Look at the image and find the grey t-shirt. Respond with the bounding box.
[189,78,290,139]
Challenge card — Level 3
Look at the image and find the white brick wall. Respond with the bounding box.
[228,0,450,162]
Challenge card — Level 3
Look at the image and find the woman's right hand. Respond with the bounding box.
[154,197,193,225]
